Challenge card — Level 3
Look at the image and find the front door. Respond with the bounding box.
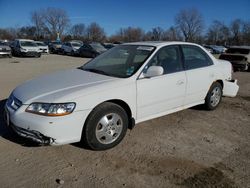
[136,45,186,121]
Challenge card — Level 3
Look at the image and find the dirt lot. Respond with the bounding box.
[0,54,249,188]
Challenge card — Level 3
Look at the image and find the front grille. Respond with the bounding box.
[25,52,38,56]
[7,94,22,111]
[0,48,11,52]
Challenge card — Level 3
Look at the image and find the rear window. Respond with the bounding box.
[226,48,250,54]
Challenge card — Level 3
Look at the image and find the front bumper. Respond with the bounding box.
[21,51,40,57]
[4,100,91,145]
[11,122,53,145]
[0,51,11,55]
[39,48,49,53]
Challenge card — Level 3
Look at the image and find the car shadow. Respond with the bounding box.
[0,99,40,147]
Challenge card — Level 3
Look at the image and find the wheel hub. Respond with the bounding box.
[95,113,123,144]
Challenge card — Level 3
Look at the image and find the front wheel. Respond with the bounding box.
[82,102,128,150]
[204,82,222,110]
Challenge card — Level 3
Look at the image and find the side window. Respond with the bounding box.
[182,45,213,70]
[146,45,183,74]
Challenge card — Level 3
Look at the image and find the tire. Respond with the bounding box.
[36,53,41,58]
[204,82,223,110]
[82,102,128,150]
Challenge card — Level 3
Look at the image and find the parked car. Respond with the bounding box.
[203,45,227,54]
[35,41,49,54]
[49,41,62,54]
[12,39,41,57]
[102,43,115,49]
[0,41,12,58]
[219,46,250,71]
[4,42,239,150]
[78,42,107,58]
[61,41,82,56]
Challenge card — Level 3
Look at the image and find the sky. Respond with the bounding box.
[0,0,249,36]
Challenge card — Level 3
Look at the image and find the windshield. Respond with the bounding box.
[36,42,46,46]
[90,43,107,51]
[80,45,155,78]
[226,48,250,54]
[20,41,37,47]
[52,41,61,45]
[71,42,82,47]
[0,42,7,45]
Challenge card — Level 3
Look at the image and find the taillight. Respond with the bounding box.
[231,64,234,73]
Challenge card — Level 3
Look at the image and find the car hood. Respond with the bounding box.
[0,45,10,49]
[21,46,40,51]
[12,69,117,104]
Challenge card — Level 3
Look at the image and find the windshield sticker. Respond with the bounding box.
[126,66,135,76]
[137,46,154,51]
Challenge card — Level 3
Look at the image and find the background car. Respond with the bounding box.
[35,41,49,54]
[61,41,82,56]
[49,41,62,54]
[0,40,12,58]
[219,46,250,71]
[102,43,115,49]
[12,39,41,57]
[78,42,107,58]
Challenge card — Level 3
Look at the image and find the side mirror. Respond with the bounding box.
[144,66,164,78]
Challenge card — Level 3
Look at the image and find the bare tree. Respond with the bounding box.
[151,27,164,41]
[17,26,36,39]
[162,26,182,41]
[121,27,144,42]
[242,21,250,45]
[230,19,244,45]
[175,8,204,42]
[42,7,70,39]
[70,23,86,39]
[206,20,230,45]
[86,22,106,42]
[31,11,45,39]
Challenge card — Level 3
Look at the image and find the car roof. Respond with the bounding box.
[229,46,250,50]
[122,41,200,48]
[16,39,35,42]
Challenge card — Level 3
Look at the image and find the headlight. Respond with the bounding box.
[20,48,27,52]
[25,102,76,116]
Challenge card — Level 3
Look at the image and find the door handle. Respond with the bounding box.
[177,80,184,85]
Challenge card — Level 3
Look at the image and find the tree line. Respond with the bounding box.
[0,7,249,46]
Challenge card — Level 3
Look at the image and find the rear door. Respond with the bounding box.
[180,45,215,105]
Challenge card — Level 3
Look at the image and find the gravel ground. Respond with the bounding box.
[0,54,249,188]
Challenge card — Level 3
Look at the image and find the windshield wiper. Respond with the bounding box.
[80,67,112,76]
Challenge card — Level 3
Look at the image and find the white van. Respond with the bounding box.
[12,39,41,57]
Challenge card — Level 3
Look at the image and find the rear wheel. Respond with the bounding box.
[204,82,222,110]
[82,102,128,150]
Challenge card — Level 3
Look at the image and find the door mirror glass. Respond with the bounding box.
[144,66,164,78]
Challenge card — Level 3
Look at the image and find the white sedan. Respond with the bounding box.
[4,42,239,150]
